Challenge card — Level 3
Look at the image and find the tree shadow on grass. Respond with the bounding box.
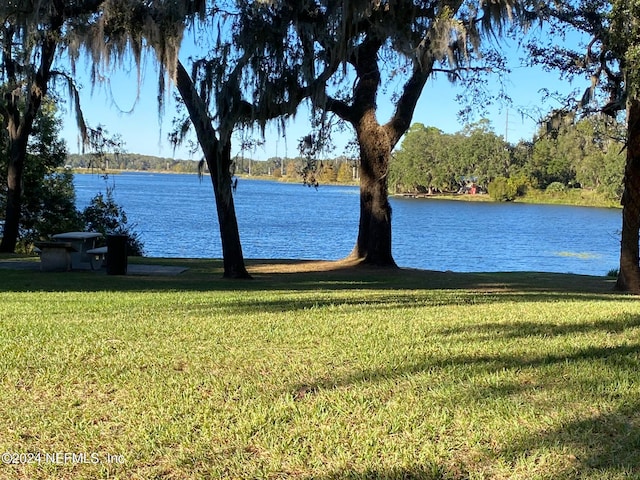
[439,314,640,339]
[0,257,627,307]
[287,315,640,477]
[501,401,640,477]
[247,259,619,295]
[289,335,640,398]
[289,315,640,478]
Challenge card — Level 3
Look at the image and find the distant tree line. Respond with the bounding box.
[70,113,626,202]
[390,116,626,202]
[67,153,202,173]
[67,152,360,184]
[234,155,358,184]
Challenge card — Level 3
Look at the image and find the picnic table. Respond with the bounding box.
[50,231,104,269]
[33,240,77,272]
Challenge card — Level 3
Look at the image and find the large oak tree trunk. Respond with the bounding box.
[0,132,29,252]
[331,33,430,268]
[342,38,397,268]
[0,27,56,252]
[348,110,396,266]
[616,98,640,293]
[175,61,250,279]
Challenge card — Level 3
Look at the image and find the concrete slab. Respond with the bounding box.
[126,265,188,276]
[0,260,188,276]
[0,260,40,270]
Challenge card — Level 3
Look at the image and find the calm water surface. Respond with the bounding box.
[74,172,622,276]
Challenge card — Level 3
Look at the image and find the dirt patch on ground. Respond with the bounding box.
[246,257,366,274]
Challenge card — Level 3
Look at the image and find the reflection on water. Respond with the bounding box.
[74,173,621,276]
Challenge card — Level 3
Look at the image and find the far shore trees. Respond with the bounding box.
[390,116,625,199]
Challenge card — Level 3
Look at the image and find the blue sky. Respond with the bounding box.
[59,28,586,162]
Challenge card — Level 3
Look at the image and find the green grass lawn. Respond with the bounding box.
[1,257,639,479]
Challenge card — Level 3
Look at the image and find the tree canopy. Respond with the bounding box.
[526,0,640,292]
[233,0,535,266]
[0,0,103,251]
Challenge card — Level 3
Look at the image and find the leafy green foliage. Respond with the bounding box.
[390,124,453,193]
[391,120,516,194]
[489,176,519,201]
[529,117,625,198]
[546,181,567,194]
[81,185,144,256]
[0,101,84,251]
[336,161,354,183]
[528,136,574,187]
[18,170,84,249]
[611,0,640,99]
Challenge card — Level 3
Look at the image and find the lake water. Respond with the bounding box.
[74,172,622,276]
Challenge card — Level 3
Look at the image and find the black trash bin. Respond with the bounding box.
[106,234,128,275]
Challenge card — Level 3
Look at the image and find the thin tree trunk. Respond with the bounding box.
[174,61,250,279]
[208,140,251,279]
[348,109,396,266]
[616,98,640,293]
